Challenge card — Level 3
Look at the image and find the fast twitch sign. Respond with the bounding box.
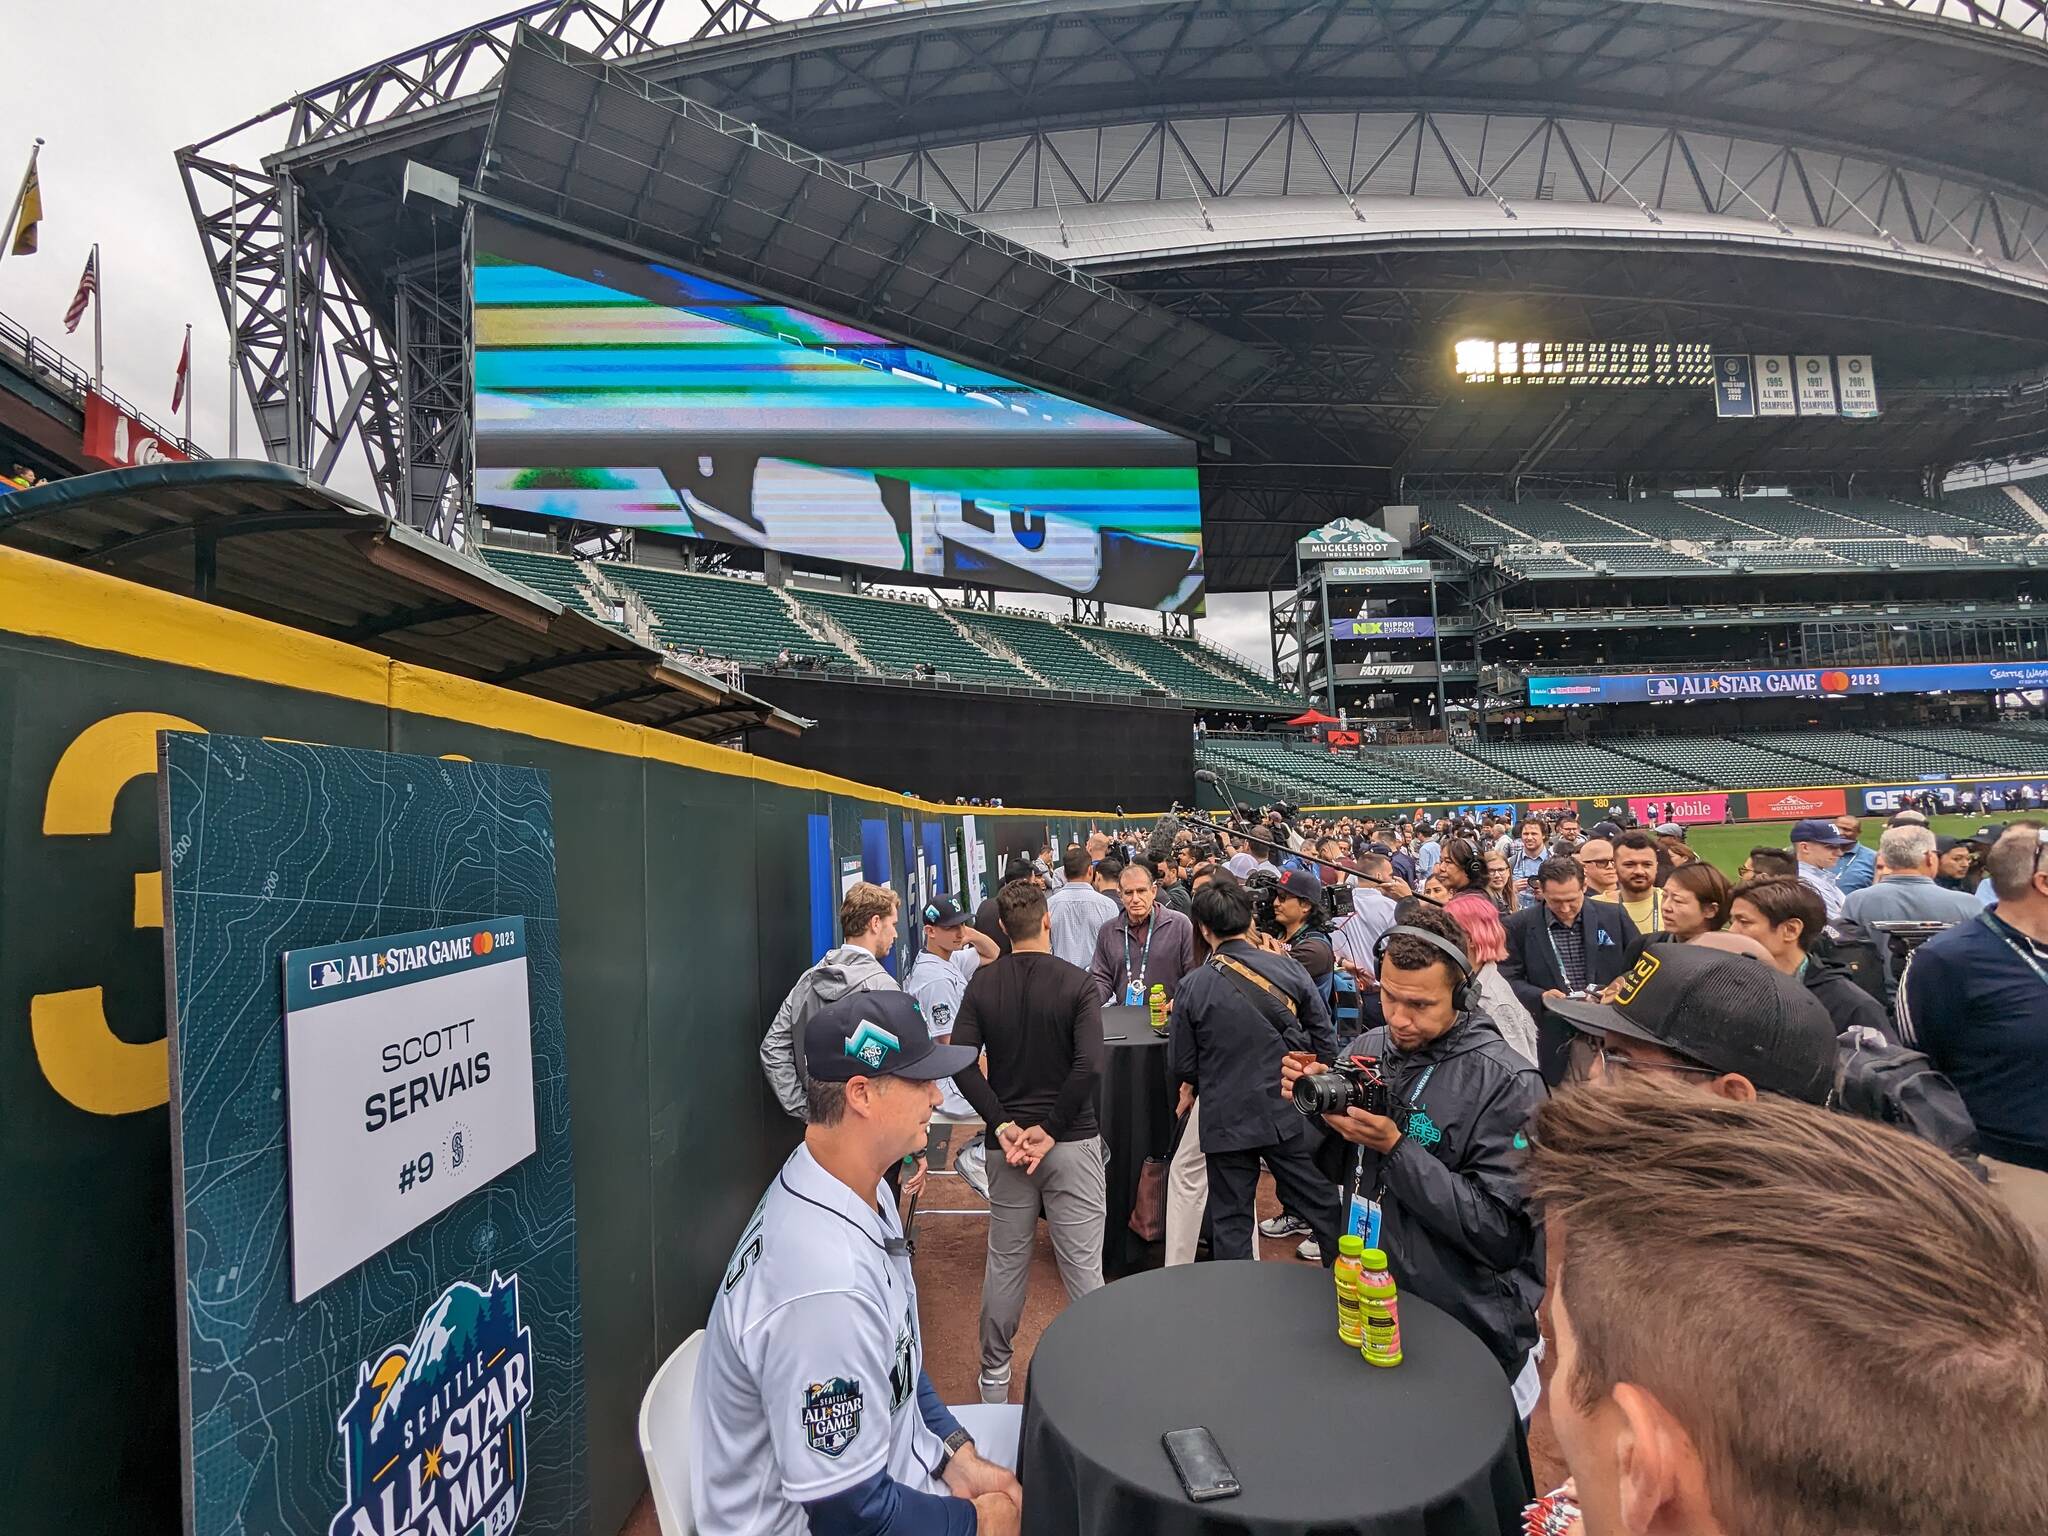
[1527,661,2048,707]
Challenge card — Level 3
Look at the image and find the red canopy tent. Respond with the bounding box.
[1284,709,1341,727]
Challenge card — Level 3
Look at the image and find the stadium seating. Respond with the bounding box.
[1870,726,2048,773]
[1498,548,1592,578]
[1074,624,1292,710]
[1608,735,1834,789]
[1199,740,1459,802]
[1166,636,1298,706]
[1710,546,1852,572]
[478,547,608,620]
[1737,730,2007,782]
[1941,481,2048,535]
[794,588,1031,688]
[1458,739,1711,794]
[954,609,1149,694]
[607,564,850,668]
[1419,501,1529,548]
[1365,744,1535,797]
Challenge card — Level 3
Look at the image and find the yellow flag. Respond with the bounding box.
[9,160,39,255]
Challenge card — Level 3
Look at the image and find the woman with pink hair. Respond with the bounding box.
[1442,891,1540,1066]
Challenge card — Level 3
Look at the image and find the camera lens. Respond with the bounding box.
[1292,1071,1353,1117]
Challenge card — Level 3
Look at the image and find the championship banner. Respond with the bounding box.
[1712,355,1756,418]
[84,389,190,468]
[1626,792,1728,825]
[160,733,588,1536]
[1741,786,1848,820]
[1837,355,1879,418]
[1753,355,1796,416]
[1794,355,1838,416]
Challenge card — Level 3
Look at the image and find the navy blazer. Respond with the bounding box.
[1499,900,1643,1084]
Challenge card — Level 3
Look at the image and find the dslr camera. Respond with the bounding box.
[1246,870,1283,937]
[1292,1056,1408,1129]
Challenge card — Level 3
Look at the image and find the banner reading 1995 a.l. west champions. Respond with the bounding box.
[284,918,539,1301]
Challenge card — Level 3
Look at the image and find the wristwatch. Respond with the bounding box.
[935,1426,975,1477]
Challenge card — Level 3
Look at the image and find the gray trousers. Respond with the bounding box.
[980,1134,1106,1375]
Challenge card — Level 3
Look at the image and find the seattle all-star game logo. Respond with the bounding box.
[329,1272,535,1536]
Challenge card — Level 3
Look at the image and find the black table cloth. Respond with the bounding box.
[1097,1004,1174,1279]
[1021,1261,1527,1536]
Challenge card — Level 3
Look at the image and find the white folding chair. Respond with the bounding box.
[638,1329,705,1535]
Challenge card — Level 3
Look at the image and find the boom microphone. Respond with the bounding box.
[1193,768,1224,788]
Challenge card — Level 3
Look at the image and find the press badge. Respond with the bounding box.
[1124,981,1145,1006]
[1347,1193,1382,1250]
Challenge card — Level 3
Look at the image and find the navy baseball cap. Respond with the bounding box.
[921,896,968,928]
[1790,818,1855,848]
[1546,946,1835,1104]
[1279,868,1323,904]
[805,991,977,1083]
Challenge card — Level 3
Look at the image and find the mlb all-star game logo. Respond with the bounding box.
[804,1377,865,1457]
[844,1021,899,1071]
[329,1273,535,1536]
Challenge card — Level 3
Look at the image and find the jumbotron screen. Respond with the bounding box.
[472,215,1205,613]
[1527,661,2048,707]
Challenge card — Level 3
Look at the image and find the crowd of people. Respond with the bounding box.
[693,792,2047,1536]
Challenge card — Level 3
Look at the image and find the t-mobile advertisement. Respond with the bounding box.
[1626,794,1730,825]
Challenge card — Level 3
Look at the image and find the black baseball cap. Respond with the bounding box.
[921,896,968,928]
[1279,868,1323,905]
[1545,945,1835,1104]
[805,991,977,1084]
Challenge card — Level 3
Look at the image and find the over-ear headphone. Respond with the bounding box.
[1373,923,1475,1012]
[1440,839,1487,889]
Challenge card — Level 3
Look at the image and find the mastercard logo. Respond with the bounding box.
[1820,670,1851,693]
[473,931,494,956]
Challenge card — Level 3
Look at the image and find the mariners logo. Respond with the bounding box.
[803,1377,864,1457]
[329,1272,535,1536]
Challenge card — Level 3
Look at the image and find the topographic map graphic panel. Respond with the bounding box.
[160,733,586,1536]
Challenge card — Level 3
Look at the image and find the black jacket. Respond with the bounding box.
[1169,939,1337,1154]
[1322,1014,1546,1376]
[1499,900,1642,1084]
[1803,956,1897,1043]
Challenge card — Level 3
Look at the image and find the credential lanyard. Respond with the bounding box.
[1122,919,1154,991]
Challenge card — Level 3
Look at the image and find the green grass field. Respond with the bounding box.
[1685,812,2038,879]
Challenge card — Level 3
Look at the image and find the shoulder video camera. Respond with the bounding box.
[1292,1055,1409,1129]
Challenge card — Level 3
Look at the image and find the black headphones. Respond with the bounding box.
[1372,923,1475,1012]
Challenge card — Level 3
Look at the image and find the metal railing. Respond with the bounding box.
[0,307,204,461]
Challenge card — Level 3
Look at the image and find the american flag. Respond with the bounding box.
[64,246,96,333]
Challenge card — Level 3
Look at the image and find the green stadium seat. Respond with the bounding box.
[792,589,1030,687]
[606,564,850,669]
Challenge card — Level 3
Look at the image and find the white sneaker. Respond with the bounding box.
[978,1367,1012,1405]
[1295,1237,1322,1262]
[955,1141,990,1200]
[1259,1212,1311,1239]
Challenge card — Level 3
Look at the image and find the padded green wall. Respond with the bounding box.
[0,624,1087,1536]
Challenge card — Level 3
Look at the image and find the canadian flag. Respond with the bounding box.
[172,326,191,414]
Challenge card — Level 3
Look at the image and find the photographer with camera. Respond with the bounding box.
[1255,869,1336,1000]
[1280,905,1546,1398]
[1168,880,1342,1265]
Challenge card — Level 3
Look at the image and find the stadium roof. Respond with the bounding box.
[0,461,806,741]
[473,27,1266,440]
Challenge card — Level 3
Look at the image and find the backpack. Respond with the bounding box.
[1833,1026,1987,1179]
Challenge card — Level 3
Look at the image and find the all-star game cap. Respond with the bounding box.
[1545,945,1836,1104]
[804,990,977,1083]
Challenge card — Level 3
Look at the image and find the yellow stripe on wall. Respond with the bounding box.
[0,545,1140,820]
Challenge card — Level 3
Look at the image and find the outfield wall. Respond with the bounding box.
[1294,777,2047,822]
[0,545,1113,1536]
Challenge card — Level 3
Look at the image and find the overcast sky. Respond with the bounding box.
[1,0,1278,666]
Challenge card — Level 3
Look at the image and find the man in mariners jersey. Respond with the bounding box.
[692,989,1024,1536]
[905,897,1001,1198]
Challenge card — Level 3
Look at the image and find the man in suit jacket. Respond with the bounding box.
[1500,854,1642,1084]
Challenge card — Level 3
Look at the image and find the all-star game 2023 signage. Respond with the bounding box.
[283,918,539,1300]
[161,732,587,1536]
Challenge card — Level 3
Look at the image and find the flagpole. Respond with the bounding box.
[227,175,239,457]
[91,242,102,390]
[182,324,193,449]
[0,137,42,268]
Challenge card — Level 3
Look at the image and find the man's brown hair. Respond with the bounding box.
[839,881,899,941]
[996,880,1048,942]
[1526,1079,2048,1536]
